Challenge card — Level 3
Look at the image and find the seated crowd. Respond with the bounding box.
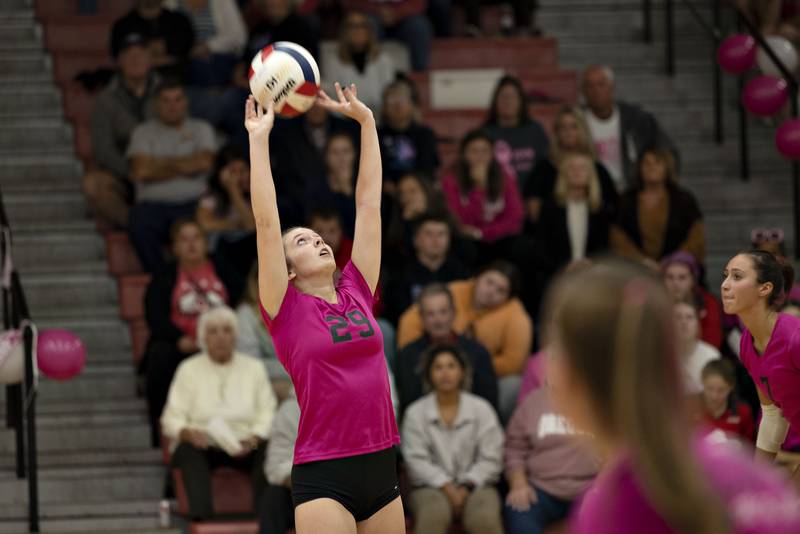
[72,0,784,531]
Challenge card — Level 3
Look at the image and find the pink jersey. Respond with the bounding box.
[261,261,400,464]
[740,313,800,430]
[571,439,800,534]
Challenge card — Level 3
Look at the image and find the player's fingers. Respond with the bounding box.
[334,82,347,104]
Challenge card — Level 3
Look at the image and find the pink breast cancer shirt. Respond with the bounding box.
[261,261,400,464]
[572,439,800,534]
[740,313,800,430]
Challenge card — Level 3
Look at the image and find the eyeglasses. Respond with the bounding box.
[751,227,785,244]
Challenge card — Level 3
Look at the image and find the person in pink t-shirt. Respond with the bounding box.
[722,251,800,469]
[544,260,800,534]
[244,83,403,534]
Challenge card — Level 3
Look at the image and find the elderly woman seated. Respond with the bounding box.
[161,306,277,520]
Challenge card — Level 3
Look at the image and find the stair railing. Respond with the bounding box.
[0,186,40,532]
[654,0,800,258]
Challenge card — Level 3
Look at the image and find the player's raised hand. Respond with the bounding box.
[317,83,373,124]
[244,95,275,139]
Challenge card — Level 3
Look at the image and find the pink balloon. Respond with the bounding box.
[717,34,757,74]
[37,329,86,381]
[776,118,800,159]
[742,75,789,116]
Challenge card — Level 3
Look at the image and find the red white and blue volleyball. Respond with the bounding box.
[249,41,320,118]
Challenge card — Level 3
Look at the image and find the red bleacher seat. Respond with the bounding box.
[105,231,144,276]
[36,0,134,21]
[189,521,259,534]
[53,52,112,86]
[63,87,95,125]
[118,274,151,322]
[429,38,558,70]
[409,70,578,111]
[45,22,111,54]
[129,318,148,366]
[174,468,254,516]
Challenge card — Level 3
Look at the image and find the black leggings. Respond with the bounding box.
[291,447,400,522]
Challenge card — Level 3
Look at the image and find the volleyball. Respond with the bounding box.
[248,41,320,118]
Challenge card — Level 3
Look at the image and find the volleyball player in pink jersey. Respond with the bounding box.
[244,83,404,534]
[722,250,800,465]
[544,261,800,534]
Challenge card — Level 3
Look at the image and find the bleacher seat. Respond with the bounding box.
[105,232,144,276]
[35,0,134,21]
[174,467,254,516]
[44,21,111,54]
[189,521,259,534]
[129,318,148,366]
[52,52,112,86]
[410,70,578,111]
[429,38,558,70]
[118,273,150,321]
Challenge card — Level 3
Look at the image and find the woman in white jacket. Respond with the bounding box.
[401,344,504,534]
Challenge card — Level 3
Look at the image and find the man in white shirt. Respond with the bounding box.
[582,64,679,191]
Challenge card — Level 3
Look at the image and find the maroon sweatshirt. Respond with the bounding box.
[505,387,598,500]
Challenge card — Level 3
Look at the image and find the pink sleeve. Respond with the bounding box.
[517,354,544,405]
[479,173,524,242]
[504,397,531,473]
[441,173,465,224]
[337,261,377,310]
[259,284,300,332]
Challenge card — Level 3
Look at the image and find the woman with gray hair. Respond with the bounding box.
[161,305,277,520]
[401,344,504,534]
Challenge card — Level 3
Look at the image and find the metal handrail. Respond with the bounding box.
[0,186,39,532]
[655,0,800,257]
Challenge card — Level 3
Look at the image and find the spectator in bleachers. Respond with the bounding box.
[398,261,533,422]
[378,78,440,189]
[535,152,611,277]
[441,129,525,262]
[525,106,617,225]
[111,0,195,81]
[504,386,597,534]
[303,132,358,238]
[661,251,723,349]
[700,358,755,443]
[610,147,705,267]
[482,75,549,193]
[166,0,247,87]
[143,219,244,446]
[236,264,292,402]
[322,11,400,115]
[196,144,256,276]
[395,283,497,415]
[127,79,217,273]
[385,173,448,255]
[269,103,359,227]
[259,393,299,534]
[161,306,276,521]
[341,0,432,71]
[382,212,471,325]
[307,207,353,271]
[402,345,504,534]
[83,32,159,229]
[581,64,679,191]
[243,0,320,62]
[674,300,721,395]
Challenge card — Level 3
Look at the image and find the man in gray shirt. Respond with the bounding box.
[127,79,215,272]
[82,32,159,228]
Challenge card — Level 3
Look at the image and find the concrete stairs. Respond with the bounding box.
[540,0,796,288]
[0,2,176,533]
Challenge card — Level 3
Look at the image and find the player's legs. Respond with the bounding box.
[357,495,405,534]
[295,497,357,534]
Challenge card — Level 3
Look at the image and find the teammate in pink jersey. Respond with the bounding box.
[543,261,800,534]
[722,250,800,467]
[245,83,404,534]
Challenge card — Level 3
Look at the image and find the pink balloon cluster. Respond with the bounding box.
[776,119,800,159]
[741,75,789,116]
[717,34,757,74]
[37,329,86,381]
